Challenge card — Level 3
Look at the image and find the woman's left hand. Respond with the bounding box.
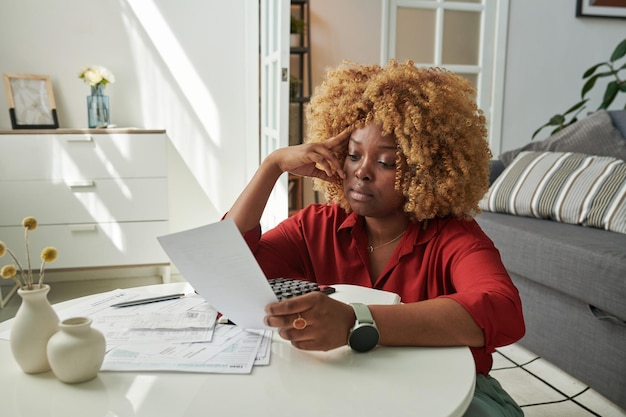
[264,292,356,351]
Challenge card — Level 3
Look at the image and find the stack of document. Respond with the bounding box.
[51,288,272,374]
[1,284,400,376]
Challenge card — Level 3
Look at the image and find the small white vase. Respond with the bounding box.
[10,284,59,373]
[47,316,106,384]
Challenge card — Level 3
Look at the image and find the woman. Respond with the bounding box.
[225,60,525,416]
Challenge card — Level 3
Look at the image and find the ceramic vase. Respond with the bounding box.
[87,84,110,128]
[47,316,106,384]
[290,33,300,47]
[10,284,59,373]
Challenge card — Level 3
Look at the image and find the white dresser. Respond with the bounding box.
[0,129,170,272]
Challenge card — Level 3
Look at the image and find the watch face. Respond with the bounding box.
[349,324,380,353]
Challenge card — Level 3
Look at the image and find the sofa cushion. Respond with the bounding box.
[609,109,626,138]
[488,159,505,185]
[498,110,626,166]
[480,151,626,234]
[475,211,626,321]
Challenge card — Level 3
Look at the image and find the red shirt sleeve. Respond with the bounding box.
[437,220,526,356]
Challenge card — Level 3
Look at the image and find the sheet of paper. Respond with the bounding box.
[157,219,278,330]
[94,316,215,346]
[251,329,273,365]
[58,290,216,346]
[101,325,270,374]
[130,310,216,330]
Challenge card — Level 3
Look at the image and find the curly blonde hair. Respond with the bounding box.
[305,60,491,222]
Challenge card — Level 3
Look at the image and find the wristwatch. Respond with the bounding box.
[348,303,380,353]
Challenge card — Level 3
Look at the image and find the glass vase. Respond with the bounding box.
[87,84,110,128]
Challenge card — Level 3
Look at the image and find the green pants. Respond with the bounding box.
[463,374,524,417]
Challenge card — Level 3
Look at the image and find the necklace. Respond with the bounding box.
[367,230,406,253]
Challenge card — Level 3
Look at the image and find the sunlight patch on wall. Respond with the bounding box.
[122,0,221,145]
[119,0,229,213]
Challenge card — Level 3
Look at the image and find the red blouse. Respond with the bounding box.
[242,204,525,375]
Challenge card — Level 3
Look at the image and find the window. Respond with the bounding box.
[382,0,508,154]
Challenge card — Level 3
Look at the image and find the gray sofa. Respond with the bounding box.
[476,110,626,410]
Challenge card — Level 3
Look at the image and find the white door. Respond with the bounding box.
[260,0,291,229]
[381,0,508,154]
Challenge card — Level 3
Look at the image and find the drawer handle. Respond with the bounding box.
[66,136,94,143]
[69,224,97,232]
[68,180,96,188]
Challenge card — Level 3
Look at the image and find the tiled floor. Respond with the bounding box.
[493,344,625,416]
[1,275,625,417]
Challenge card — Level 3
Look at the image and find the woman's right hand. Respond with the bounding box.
[269,129,350,182]
[225,129,350,233]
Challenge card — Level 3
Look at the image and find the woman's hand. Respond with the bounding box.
[264,292,356,351]
[225,129,350,235]
[269,129,350,182]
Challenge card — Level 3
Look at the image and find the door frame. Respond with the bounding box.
[259,0,291,229]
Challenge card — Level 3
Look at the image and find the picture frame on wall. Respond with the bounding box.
[3,73,59,129]
[576,0,626,18]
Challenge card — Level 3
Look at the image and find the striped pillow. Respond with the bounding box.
[479,151,626,234]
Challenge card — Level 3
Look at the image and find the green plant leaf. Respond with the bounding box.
[563,99,587,115]
[582,62,607,78]
[619,81,626,93]
[550,125,564,136]
[610,38,626,62]
[532,123,551,139]
[581,72,613,97]
[549,114,565,125]
[599,81,619,109]
[581,75,598,98]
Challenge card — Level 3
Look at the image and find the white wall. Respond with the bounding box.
[501,0,625,151]
[0,0,259,233]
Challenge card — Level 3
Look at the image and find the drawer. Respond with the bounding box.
[0,133,167,180]
[0,221,169,268]
[0,178,168,226]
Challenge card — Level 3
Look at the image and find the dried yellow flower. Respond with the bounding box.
[40,247,58,263]
[22,217,38,230]
[1,216,58,289]
[1,264,17,279]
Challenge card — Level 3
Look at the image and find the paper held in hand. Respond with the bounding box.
[157,219,401,330]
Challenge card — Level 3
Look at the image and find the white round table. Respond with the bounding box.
[0,282,475,417]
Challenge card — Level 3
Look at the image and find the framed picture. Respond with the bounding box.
[3,73,59,129]
[576,0,626,18]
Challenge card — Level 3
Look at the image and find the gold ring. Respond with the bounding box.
[293,314,307,330]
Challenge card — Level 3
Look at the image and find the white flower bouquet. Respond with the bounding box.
[79,65,115,88]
